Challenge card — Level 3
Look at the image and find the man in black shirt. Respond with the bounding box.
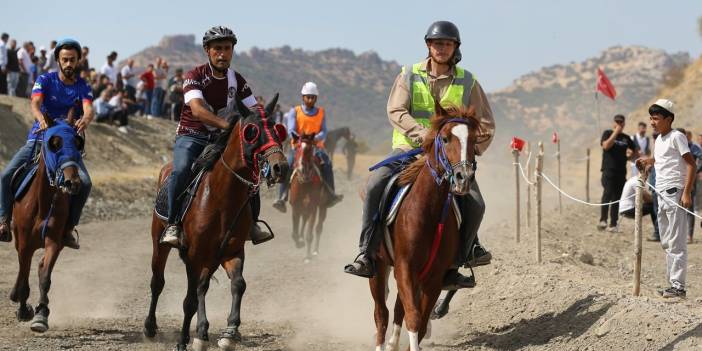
[599,114,638,231]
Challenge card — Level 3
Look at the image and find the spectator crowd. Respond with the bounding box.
[0,32,185,134]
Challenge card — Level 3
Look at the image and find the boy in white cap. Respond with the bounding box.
[637,98,696,298]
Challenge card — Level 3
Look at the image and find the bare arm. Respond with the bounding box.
[681,153,696,208]
[189,98,229,130]
[601,125,622,150]
[74,99,95,133]
[30,94,50,131]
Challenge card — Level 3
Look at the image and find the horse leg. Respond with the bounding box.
[218,252,246,351]
[431,289,457,320]
[11,245,35,321]
[387,292,405,351]
[192,267,213,351]
[30,241,62,333]
[313,205,326,256]
[395,263,422,351]
[370,261,390,351]
[144,241,171,338]
[292,206,302,248]
[304,209,316,262]
[417,284,443,342]
[175,264,199,350]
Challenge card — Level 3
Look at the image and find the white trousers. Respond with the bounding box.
[657,188,688,290]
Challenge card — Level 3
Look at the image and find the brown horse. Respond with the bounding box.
[9,121,85,333]
[369,105,480,351]
[143,96,289,351]
[289,133,328,262]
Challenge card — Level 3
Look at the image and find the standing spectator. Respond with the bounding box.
[0,33,8,94]
[637,99,696,298]
[598,114,638,232]
[36,46,47,77]
[43,40,58,73]
[16,41,34,98]
[120,59,136,100]
[167,68,184,121]
[151,58,168,117]
[5,39,19,96]
[683,129,702,242]
[272,103,284,125]
[632,122,651,156]
[139,64,155,118]
[76,46,90,75]
[135,80,146,116]
[100,51,118,83]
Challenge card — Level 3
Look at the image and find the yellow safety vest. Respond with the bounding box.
[392,62,475,149]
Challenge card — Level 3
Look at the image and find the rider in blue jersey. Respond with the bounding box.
[0,38,94,249]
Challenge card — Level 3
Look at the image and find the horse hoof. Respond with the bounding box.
[303,257,311,264]
[172,344,187,351]
[430,299,448,320]
[218,337,237,350]
[143,325,157,338]
[30,314,48,333]
[387,341,399,351]
[16,304,34,322]
[192,338,209,351]
[312,251,318,256]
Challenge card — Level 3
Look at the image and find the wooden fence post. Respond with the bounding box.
[557,138,562,214]
[513,149,521,243]
[535,142,544,263]
[526,142,532,229]
[633,170,647,296]
[586,148,591,203]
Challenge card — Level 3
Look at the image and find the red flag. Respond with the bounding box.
[510,137,525,152]
[596,68,617,100]
[552,131,559,144]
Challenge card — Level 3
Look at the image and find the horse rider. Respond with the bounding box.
[0,38,93,249]
[272,82,343,212]
[160,26,273,247]
[343,21,496,289]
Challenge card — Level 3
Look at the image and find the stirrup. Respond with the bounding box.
[343,253,375,278]
[250,220,275,245]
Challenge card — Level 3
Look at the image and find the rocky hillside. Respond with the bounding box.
[490,46,690,148]
[125,35,401,148]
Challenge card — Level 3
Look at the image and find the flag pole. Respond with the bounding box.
[595,91,601,136]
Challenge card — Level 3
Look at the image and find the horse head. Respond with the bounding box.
[42,121,84,195]
[236,93,289,185]
[423,103,481,196]
[293,132,317,182]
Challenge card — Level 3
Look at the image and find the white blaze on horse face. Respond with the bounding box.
[451,124,469,164]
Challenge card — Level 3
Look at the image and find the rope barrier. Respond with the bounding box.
[645,181,702,220]
[539,172,634,207]
[513,161,536,186]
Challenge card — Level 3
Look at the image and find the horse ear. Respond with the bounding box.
[434,100,448,117]
[264,93,279,118]
[235,97,252,118]
[466,105,476,117]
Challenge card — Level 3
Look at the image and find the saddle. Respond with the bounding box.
[153,140,226,222]
[11,144,42,200]
[374,161,461,263]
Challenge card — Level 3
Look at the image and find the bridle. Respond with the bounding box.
[425,118,477,188]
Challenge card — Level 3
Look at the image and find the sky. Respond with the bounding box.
[3,0,701,91]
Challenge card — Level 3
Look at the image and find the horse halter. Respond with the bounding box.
[425,118,477,188]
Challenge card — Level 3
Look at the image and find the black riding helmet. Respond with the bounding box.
[202,26,237,49]
[424,21,462,64]
[54,38,82,60]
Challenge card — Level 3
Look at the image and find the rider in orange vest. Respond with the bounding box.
[272,82,343,212]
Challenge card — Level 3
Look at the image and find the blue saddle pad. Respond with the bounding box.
[12,163,39,200]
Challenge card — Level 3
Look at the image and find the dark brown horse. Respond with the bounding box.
[289,133,328,262]
[326,126,350,159]
[10,121,85,333]
[369,105,480,351]
[143,96,289,351]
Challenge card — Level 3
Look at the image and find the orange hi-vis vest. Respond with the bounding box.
[294,105,325,148]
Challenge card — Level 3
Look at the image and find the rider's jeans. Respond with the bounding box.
[358,149,405,255]
[167,135,207,224]
[277,149,295,201]
[0,140,38,220]
[0,139,92,227]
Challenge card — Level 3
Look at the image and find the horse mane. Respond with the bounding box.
[397,106,480,186]
[190,123,236,174]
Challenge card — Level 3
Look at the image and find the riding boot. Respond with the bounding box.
[0,216,11,242]
[466,239,492,267]
[442,269,476,290]
[249,194,274,245]
[63,227,80,250]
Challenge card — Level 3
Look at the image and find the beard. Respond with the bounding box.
[209,57,230,73]
[60,65,75,79]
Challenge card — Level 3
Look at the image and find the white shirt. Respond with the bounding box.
[17,47,32,73]
[120,65,134,87]
[634,134,649,154]
[654,130,691,192]
[618,177,638,213]
[0,41,7,70]
[100,62,118,83]
[44,53,58,73]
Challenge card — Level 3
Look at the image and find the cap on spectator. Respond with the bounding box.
[39,46,46,52]
[650,99,675,117]
[613,114,625,123]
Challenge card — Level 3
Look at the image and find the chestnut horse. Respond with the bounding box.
[369,105,480,351]
[289,133,328,261]
[143,96,289,351]
[9,121,86,333]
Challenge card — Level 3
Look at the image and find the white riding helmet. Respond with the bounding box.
[301,81,319,96]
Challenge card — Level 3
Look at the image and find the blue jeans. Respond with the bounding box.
[151,87,164,117]
[278,147,335,201]
[167,135,207,224]
[0,139,91,226]
[143,89,153,116]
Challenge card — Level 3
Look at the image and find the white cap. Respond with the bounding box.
[39,46,46,52]
[301,81,319,96]
[652,98,675,115]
